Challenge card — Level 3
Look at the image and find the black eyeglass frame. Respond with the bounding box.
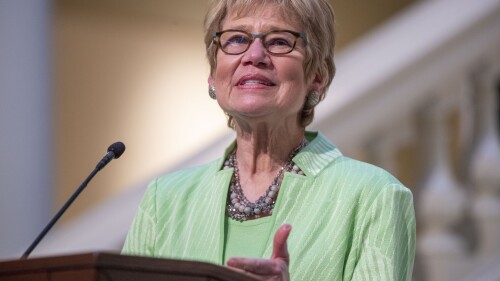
[212,29,306,55]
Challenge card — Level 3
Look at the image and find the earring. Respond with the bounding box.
[305,91,320,107]
[208,85,216,100]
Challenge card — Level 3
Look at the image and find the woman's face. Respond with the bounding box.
[209,5,321,126]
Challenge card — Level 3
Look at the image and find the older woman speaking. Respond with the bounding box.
[122,0,416,280]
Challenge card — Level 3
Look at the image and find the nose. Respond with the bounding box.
[241,38,271,67]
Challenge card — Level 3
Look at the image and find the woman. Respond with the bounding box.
[122,0,416,280]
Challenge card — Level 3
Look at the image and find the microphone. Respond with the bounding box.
[96,142,126,171]
[21,142,126,259]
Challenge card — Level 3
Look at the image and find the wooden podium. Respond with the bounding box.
[0,252,261,281]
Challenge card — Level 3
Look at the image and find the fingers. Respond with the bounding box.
[227,257,285,276]
[271,224,291,261]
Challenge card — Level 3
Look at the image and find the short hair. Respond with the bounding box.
[204,0,336,128]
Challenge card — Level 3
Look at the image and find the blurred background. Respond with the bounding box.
[1,0,499,280]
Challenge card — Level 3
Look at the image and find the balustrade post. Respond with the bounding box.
[417,84,467,281]
[469,63,500,259]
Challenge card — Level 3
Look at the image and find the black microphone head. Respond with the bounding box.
[108,142,126,159]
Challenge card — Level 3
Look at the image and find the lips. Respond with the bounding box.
[236,74,276,86]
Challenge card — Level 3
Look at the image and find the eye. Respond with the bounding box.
[224,34,250,46]
[266,37,293,47]
[265,32,296,48]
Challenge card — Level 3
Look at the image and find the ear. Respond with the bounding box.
[309,68,325,93]
[208,75,215,87]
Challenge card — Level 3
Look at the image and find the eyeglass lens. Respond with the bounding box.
[218,31,298,54]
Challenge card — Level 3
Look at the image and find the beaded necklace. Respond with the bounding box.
[224,140,307,221]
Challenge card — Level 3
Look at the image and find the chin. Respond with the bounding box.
[231,107,273,120]
[227,100,269,112]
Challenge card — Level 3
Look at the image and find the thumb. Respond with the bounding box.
[271,224,292,261]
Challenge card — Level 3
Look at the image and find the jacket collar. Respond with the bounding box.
[293,131,342,177]
[215,131,342,177]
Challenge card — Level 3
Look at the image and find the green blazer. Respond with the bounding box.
[122,132,416,281]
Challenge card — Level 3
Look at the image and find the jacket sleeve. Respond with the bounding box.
[121,179,158,256]
[349,184,416,281]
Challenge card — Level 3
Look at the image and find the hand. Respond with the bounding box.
[227,224,292,281]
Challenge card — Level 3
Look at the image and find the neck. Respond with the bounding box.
[231,120,305,201]
[234,121,305,174]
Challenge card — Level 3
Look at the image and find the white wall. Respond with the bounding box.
[0,0,53,259]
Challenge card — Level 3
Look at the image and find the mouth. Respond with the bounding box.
[237,75,276,87]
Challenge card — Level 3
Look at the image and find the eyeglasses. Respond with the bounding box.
[212,29,306,55]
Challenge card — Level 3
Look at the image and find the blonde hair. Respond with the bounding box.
[204,0,335,128]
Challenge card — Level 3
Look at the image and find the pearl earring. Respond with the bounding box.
[208,85,216,100]
[306,91,320,107]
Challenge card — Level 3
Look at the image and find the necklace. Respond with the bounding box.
[224,139,307,221]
